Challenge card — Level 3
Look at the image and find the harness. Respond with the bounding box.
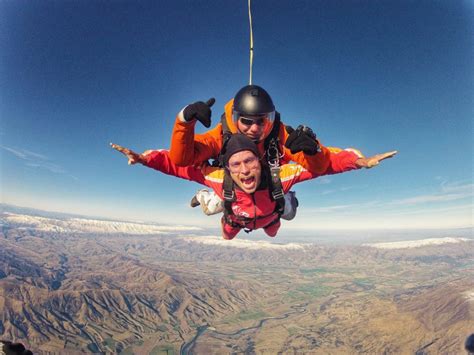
[216,113,286,232]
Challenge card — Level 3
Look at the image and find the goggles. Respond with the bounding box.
[232,111,276,126]
[239,116,266,126]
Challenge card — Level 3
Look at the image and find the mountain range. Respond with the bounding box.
[1,208,473,354]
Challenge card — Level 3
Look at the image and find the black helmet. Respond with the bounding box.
[232,85,276,141]
[233,85,275,115]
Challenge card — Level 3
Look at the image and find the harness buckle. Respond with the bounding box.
[266,137,282,168]
[272,189,284,201]
[223,190,235,201]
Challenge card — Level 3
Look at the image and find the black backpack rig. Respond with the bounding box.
[213,113,286,233]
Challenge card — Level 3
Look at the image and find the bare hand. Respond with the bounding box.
[110,143,145,165]
[355,150,397,169]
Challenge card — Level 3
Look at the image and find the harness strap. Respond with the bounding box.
[219,114,237,219]
[231,210,278,224]
[270,166,285,215]
[218,113,233,167]
[263,113,285,215]
[222,169,235,221]
[227,211,281,232]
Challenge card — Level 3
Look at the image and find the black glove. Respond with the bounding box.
[183,98,215,128]
[285,125,320,155]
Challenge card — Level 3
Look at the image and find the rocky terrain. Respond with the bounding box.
[0,209,473,354]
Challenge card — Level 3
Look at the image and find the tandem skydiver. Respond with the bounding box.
[111,134,396,240]
[167,84,395,218]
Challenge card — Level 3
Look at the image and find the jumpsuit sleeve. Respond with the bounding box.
[279,148,364,191]
[169,109,223,166]
[143,149,208,185]
[324,147,364,174]
[143,149,226,192]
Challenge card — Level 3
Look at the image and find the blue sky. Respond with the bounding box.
[1,0,472,230]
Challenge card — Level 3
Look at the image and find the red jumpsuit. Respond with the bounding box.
[143,148,361,240]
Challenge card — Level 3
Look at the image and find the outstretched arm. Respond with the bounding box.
[322,148,397,175]
[279,149,398,191]
[110,143,208,185]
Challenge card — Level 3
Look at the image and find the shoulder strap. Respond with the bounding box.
[222,169,235,220]
[263,113,285,215]
[218,113,236,218]
[215,113,233,167]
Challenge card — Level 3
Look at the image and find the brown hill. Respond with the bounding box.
[0,230,271,353]
[397,279,473,331]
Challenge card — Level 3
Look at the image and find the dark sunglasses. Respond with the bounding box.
[239,116,266,126]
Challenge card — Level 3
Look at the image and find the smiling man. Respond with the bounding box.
[224,136,261,194]
[111,135,396,240]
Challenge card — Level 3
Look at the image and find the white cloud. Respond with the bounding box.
[440,181,473,194]
[389,181,473,206]
[289,209,472,229]
[302,200,381,214]
[1,145,77,180]
[21,148,49,160]
[385,203,472,216]
[303,203,357,213]
[291,189,472,229]
[2,146,29,159]
[320,184,366,196]
[390,193,470,205]
[25,162,66,174]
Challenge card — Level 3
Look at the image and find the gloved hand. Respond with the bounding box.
[183,98,215,128]
[285,125,320,155]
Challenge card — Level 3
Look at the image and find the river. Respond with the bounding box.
[180,303,307,354]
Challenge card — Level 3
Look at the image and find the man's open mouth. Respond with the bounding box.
[241,176,255,188]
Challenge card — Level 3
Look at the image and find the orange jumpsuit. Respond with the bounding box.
[169,99,332,174]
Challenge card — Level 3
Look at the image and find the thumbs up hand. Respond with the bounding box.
[183,98,216,128]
